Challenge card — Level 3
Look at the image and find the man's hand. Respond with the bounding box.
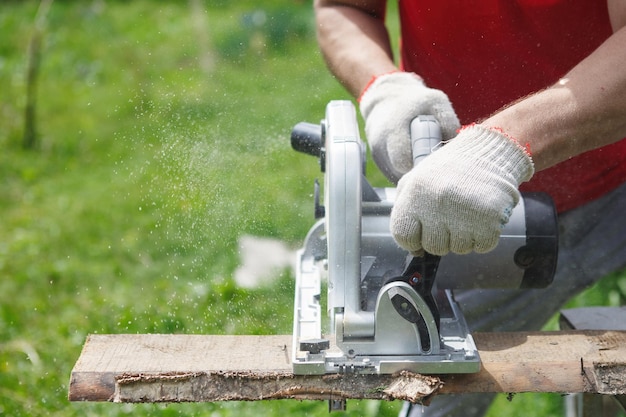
[360,72,460,183]
[390,125,534,256]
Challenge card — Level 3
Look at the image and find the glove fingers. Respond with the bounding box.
[472,200,515,253]
[448,232,475,255]
[429,90,461,140]
[447,230,500,254]
[386,126,414,178]
[472,224,503,253]
[438,113,461,141]
[393,222,423,254]
[421,224,450,256]
[390,204,423,254]
[368,129,403,183]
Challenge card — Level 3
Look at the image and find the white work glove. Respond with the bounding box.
[359,72,460,183]
[391,124,534,256]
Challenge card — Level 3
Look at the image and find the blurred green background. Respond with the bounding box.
[1,1,624,416]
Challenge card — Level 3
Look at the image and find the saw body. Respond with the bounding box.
[290,101,557,376]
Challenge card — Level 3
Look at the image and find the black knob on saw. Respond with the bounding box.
[291,122,322,157]
[299,338,330,354]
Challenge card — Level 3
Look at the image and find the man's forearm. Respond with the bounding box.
[483,26,626,171]
[314,0,397,97]
[315,0,626,172]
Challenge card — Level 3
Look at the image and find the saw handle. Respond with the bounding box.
[410,115,442,166]
[291,122,322,157]
[291,116,440,162]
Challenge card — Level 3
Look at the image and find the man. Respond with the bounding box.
[314,1,626,416]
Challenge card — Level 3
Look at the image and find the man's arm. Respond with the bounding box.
[316,0,626,172]
[314,0,397,97]
[483,0,626,171]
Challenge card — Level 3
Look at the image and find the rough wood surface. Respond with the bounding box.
[69,331,626,404]
[441,331,626,396]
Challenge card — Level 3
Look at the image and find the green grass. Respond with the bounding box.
[0,1,624,416]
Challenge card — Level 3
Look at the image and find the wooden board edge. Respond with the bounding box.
[111,370,443,404]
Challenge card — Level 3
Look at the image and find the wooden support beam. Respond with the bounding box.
[69,331,626,404]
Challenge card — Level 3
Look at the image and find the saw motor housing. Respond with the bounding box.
[291,100,558,375]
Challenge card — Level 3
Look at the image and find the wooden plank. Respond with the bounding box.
[68,331,626,404]
[441,331,626,395]
[68,334,442,404]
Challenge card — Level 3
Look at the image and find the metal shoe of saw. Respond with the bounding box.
[290,100,558,375]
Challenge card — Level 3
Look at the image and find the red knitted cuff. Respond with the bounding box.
[461,123,532,156]
[357,70,401,103]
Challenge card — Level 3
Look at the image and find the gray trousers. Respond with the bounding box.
[405,181,626,417]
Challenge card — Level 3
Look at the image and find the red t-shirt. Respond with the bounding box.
[398,0,626,212]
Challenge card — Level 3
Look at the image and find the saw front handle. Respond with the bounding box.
[290,115,442,166]
[410,115,442,166]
